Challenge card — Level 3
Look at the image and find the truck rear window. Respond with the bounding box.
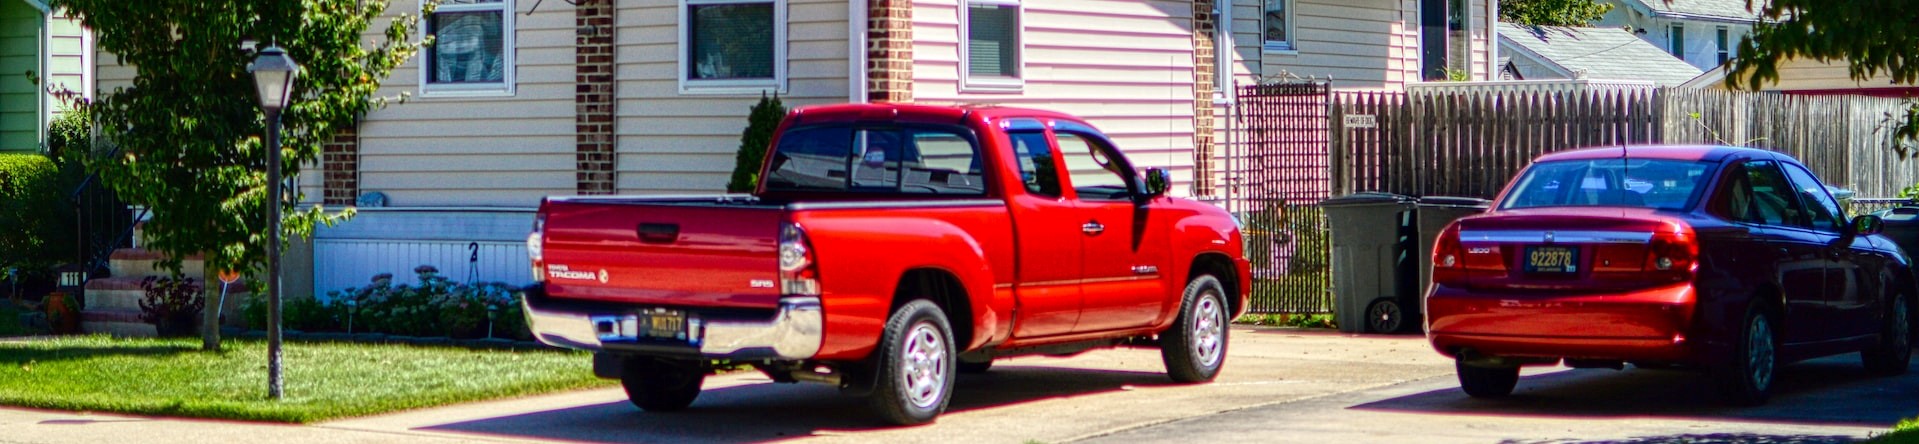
[763,125,986,195]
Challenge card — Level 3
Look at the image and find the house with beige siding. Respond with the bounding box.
[86,0,1498,295]
[1,0,89,153]
[1680,58,1919,98]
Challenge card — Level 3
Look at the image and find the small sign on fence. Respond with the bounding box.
[1342,114,1377,128]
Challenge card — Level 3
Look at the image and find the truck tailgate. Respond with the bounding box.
[540,198,784,309]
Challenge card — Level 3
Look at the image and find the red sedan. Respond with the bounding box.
[1425,145,1915,405]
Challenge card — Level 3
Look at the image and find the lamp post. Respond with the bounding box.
[248,45,299,400]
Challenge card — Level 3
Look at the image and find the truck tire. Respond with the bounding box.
[1160,274,1228,383]
[622,358,705,412]
[1862,293,1911,376]
[1714,301,1777,406]
[869,300,956,425]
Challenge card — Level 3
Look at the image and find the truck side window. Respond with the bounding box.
[1008,131,1061,197]
[1056,133,1131,200]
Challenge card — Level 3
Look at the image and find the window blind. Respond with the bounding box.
[967,4,1018,78]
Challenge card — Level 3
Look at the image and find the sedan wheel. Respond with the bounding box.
[1863,294,1911,376]
[1715,303,1776,406]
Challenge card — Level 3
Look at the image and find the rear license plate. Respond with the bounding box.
[1524,246,1579,274]
[592,309,690,342]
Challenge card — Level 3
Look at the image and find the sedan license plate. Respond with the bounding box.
[1524,246,1579,274]
[592,309,690,342]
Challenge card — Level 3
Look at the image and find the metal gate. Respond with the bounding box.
[1228,82,1334,314]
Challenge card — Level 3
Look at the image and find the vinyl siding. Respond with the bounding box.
[1229,0,1489,92]
[0,1,38,151]
[356,0,577,207]
[1595,4,1753,73]
[913,0,1200,193]
[612,0,853,194]
[43,11,85,103]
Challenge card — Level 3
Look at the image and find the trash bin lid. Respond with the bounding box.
[1321,192,1415,207]
[1875,206,1919,222]
[1417,196,1492,208]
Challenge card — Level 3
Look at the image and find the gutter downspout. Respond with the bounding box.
[1213,0,1235,211]
[36,4,49,153]
[849,0,868,103]
[1485,0,1497,80]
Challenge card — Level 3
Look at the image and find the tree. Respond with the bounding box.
[1498,0,1613,27]
[51,0,426,347]
[1728,0,1919,144]
[726,93,786,193]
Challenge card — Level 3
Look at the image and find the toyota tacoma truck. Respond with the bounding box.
[523,103,1251,425]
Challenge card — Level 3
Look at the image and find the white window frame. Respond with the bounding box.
[958,0,1024,92]
[1262,0,1295,54]
[419,0,517,98]
[678,0,788,95]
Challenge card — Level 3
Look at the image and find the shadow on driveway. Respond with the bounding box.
[421,365,1176,443]
[1352,354,1919,428]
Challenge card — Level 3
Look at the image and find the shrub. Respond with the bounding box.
[0,154,72,274]
[244,266,531,340]
[139,277,205,337]
[725,93,786,193]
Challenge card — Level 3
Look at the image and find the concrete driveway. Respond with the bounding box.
[0,328,1911,443]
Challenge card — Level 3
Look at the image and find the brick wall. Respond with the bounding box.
[576,0,618,195]
[322,124,358,205]
[867,0,913,103]
[1191,0,1217,197]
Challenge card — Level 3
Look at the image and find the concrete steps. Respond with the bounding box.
[80,230,248,336]
[108,248,205,279]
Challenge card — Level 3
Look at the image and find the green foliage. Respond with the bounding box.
[139,277,206,337]
[1234,313,1336,329]
[726,93,787,193]
[48,0,426,281]
[1498,0,1612,27]
[0,154,76,274]
[1870,416,1919,443]
[1727,0,1919,143]
[1900,183,1919,200]
[0,336,607,422]
[243,266,530,340]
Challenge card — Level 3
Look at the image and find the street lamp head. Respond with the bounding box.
[247,45,301,114]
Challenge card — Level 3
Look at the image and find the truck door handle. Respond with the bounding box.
[637,223,680,244]
[1082,221,1105,236]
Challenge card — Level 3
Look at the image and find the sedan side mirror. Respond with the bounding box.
[1142,168,1171,198]
[1852,214,1885,237]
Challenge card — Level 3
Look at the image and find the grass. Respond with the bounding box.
[0,335,613,423]
[1872,417,1919,443]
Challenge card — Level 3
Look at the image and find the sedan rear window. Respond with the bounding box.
[1499,158,1714,211]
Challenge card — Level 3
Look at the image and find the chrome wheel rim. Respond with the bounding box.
[1749,315,1775,391]
[1193,292,1225,368]
[901,322,947,409]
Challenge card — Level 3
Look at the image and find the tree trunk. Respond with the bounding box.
[202,282,225,350]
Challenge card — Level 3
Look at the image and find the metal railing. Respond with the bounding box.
[67,151,141,277]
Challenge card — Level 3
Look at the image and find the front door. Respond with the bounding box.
[1052,126,1168,333]
[1004,125,1082,338]
[1780,162,1873,340]
[1740,160,1830,345]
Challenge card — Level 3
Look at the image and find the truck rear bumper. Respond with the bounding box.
[522,285,823,360]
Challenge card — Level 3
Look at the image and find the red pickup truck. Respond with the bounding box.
[522,103,1250,424]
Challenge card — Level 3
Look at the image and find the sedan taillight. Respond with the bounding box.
[1645,222,1697,283]
[1432,223,1466,286]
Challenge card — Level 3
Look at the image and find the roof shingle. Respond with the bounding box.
[1497,23,1705,86]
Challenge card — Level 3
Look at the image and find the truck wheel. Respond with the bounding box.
[869,300,956,425]
[1862,293,1911,376]
[1161,274,1228,383]
[622,358,705,412]
[1714,301,1777,406]
[1455,359,1519,398]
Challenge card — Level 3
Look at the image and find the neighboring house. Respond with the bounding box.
[0,0,90,152]
[1592,0,1758,72]
[1496,23,1701,86]
[1227,0,1499,91]
[1680,58,1919,98]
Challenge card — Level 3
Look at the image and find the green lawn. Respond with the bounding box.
[1874,417,1919,443]
[0,335,612,423]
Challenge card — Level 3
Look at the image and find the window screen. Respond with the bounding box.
[428,1,507,85]
[763,125,984,195]
[689,2,775,80]
[967,3,1019,78]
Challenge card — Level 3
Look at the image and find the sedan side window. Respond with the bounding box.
[1744,160,1810,228]
[1778,163,1846,233]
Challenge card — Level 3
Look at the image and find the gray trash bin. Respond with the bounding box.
[1414,196,1493,301]
[1322,192,1416,334]
[1874,205,1919,260]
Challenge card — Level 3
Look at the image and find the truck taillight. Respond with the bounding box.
[1645,222,1697,283]
[780,223,820,295]
[528,210,547,282]
[1431,223,1466,286]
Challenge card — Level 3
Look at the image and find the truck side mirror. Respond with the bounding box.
[1851,214,1884,237]
[1142,168,1171,198]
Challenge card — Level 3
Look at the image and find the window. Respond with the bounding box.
[680,0,785,94]
[1732,160,1809,227]
[1008,131,1062,197]
[761,125,985,195]
[1669,24,1686,59]
[1447,0,1470,74]
[1263,0,1293,52]
[422,0,514,96]
[1499,159,1714,211]
[1055,133,1132,200]
[1779,163,1846,232]
[1716,27,1731,66]
[960,0,1022,91]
